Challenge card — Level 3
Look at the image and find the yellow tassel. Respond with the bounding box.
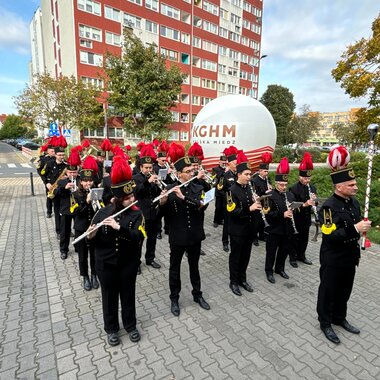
[70,203,78,213]
[138,225,147,238]
[227,202,236,212]
[321,223,336,235]
[100,201,105,208]
[201,191,205,199]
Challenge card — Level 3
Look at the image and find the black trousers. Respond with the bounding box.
[213,196,224,225]
[96,257,140,334]
[46,192,53,215]
[317,265,356,328]
[292,225,310,261]
[157,211,169,234]
[222,209,230,245]
[59,214,74,254]
[229,235,253,285]
[169,243,202,302]
[143,219,158,263]
[265,233,291,274]
[75,230,96,276]
[53,196,61,234]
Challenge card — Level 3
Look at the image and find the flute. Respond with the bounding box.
[153,176,197,203]
[284,192,298,234]
[248,181,269,228]
[307,183,319,223]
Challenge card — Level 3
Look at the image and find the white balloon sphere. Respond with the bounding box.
[191,95,276,169]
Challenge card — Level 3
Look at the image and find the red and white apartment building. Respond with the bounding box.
[30,0,264,145]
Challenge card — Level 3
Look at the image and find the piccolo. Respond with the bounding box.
[153,176,197,203]
[72,200,139,245]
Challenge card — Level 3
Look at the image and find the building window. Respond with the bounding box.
[252,6,262,17]
[181,53,189,64]
[203,20,218,35]
[183,75,190,84]
[160,25,180,41]
[251,23,261,34]
[243,1,251,12]
[241,36,249,46]
[228,84,237,94]
[192,56,201,67]
[202,78,216,89]
[161,3,180,20]
[180,131,189,141]
[181,94,189,104]
[191,114,198,122]
[145,0,158,11]
[192,76,200,86]
[203,0,219,15]
[230,13,241,25]
[219,27,228,39]
[124,14,142,29]
[220,8,228,20]
[229,49,239,60]
[80,39,92,48]
[79,24,102,41]
[104,6,120,22]
[218,64,226,74]
[128,0,142,5]
[180,113,189,122]
[160,47,178,62]
[202,40,217,53]
[181,33,190,44]
[228,67,238,77]
[229,31,240,43]
[78,0,101,16]
[192,95,200,105]
[201,59,216,71]
[201,97,212,106]
[171,111,179,122]
[80,51,103,66]
[168,130,179,141]
[240,71,248,80]
[192,36,201,48]
[218,82,226,91]
[108,127,124,138]
[231,0,242,7]
[83,127,105,136]
[81,76,103,88]
[105,32,121,46]
[145,20,158,34]
[243,19,250,29]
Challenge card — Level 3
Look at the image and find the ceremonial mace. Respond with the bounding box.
[361,123,379,250]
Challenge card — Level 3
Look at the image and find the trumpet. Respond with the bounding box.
[146,172,167,190]
[70,175,77,193]
[199,165,215,185]
[284,192,298,234]
[164,162,179,182]
[248,181,269,228]
[307,184,319,223]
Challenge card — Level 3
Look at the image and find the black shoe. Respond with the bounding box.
[91,274,99,289]
[171,301,180,316]
[240,281,254,292]
[137,265,141,275]
[194,296,210,310]
[129,328,141,342]
[299,258,313,265]
[253,240,259,247]
[200,249,206,256]
[47,213,52,219]
[290,261,298,268]
[338,319,360,334]
[229,283,242,296]
[107,332,120,346]
[266,274,276,284]
[83,276,92,291]
[156,232,162,240]
[213,223,218,228]
[223,243,229,252]
[275,270,290,279]
[321,326,340,344]
[56,233,60,240]
[60,252,67,260]
[147,260,161,269]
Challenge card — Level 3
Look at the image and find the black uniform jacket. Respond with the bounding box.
[290,182,317,228]
[92,204,145,267]
[37,155,54,180]
[221,170,237,193]
[57,177,80,215]
[227,182,256,236]
[42,160,67,185]
[319,194,361,268]
[153,163,175,185]
[212,165,226,196]
[161,180,205,246]
[101,175,113,206]
[252,175,271,196]
[133,172,162,220]
[265,189,296,236]
[73,189,96,232]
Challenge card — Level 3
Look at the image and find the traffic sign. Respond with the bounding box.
[49,122,60,137]
[63,129,72,138]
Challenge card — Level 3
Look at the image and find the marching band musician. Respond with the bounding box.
[220,146,239,253]
[317,146,371,344]
[42,139,68,239]
[264,158,296,284]
[212,154,227,228]
[96,151,106,185]
[133,144,162,270]
[252,153,273,243]
[73,158,99,291]
[227,151,262,296]
[160,143,210,317]
[56,148,81,260]
[87,155,146,346]
[289,153,315,267]
[37,143,56,218]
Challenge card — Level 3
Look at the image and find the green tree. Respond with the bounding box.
[288,105,321,145]
[0,114,28,139]
[331,13,380,143]
[104,28,184,140]
[14,73,103,130]
[260,84,296,145]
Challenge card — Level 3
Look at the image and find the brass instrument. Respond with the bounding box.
[164,162,179,182]
[199,165,216,185]
[307,183,319,223]
[216,176,224,191]
[146,172,167,191]
[248,181,269,228]
[284,192,298,234]
[70,175,77,193]
[47,168,67,199]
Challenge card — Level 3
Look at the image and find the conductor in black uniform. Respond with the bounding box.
[317,149,371,344]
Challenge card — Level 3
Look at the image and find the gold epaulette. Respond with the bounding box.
[216,177,224,191]
[70,203,78,213]
[41,163,47,175]
[226,191,236,212]
[321,208,336,235]
[138,215,147,238]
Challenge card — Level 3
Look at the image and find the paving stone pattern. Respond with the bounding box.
[0,178,379,379]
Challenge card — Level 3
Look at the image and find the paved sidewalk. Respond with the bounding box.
[0,177,379,379]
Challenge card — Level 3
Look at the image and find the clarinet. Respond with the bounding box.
[284,192,298,234]
[249,181,269,228]
[307,184,319,223]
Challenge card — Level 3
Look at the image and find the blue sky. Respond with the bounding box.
[0,0,378,115]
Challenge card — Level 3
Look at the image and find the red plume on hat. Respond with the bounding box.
[75,145,83,153]
[136,141,145,151]
[67,147,81,167]
[167,142,185,164]
[56,135,68,148]
[276,157,290,174]
[327,146,350,171]
[261,152,273,164]
[125,145,131,151]
[81,139,90,148]
[158,140,169,153]
[111,155,132,185]
[236,150,248,164]
[82,155,98,174]
[49,135,59,147]
[140,144,157,160]
[40,143,48,152]
[113,145,129,160]
[299,152,314,170]
[188,142,204,161]
[152,139,159,147]
[100,138,113,152]
[223,145,238,157]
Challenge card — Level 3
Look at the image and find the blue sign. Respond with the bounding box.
[49,122,60,137]
[50,122,58,130]
[63,129,71,138]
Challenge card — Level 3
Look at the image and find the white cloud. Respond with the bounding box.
[0,7,30,55]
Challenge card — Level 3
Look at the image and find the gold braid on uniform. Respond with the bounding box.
[70,194,79,213]
[216,177,224,191]
[226,191,236,212]
[41,163,47,175]
[138,215,147,238]
[321,208,336,235]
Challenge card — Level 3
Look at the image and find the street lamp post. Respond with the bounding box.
[250,54,267,98]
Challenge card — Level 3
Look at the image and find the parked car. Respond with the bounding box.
[16,140,32,150]
[23,142,40,150]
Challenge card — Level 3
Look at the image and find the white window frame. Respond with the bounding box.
[80,51,103,66]
[161,3,180,20]
[105,31,121,46]
[145,20,158,34]
[160,25,180,41]
[104,6,120,22]
[201,59,217,71]
[77,0,101,16]
[124,13,142,29]
[145,0,159,11]
[79,24,102,42]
